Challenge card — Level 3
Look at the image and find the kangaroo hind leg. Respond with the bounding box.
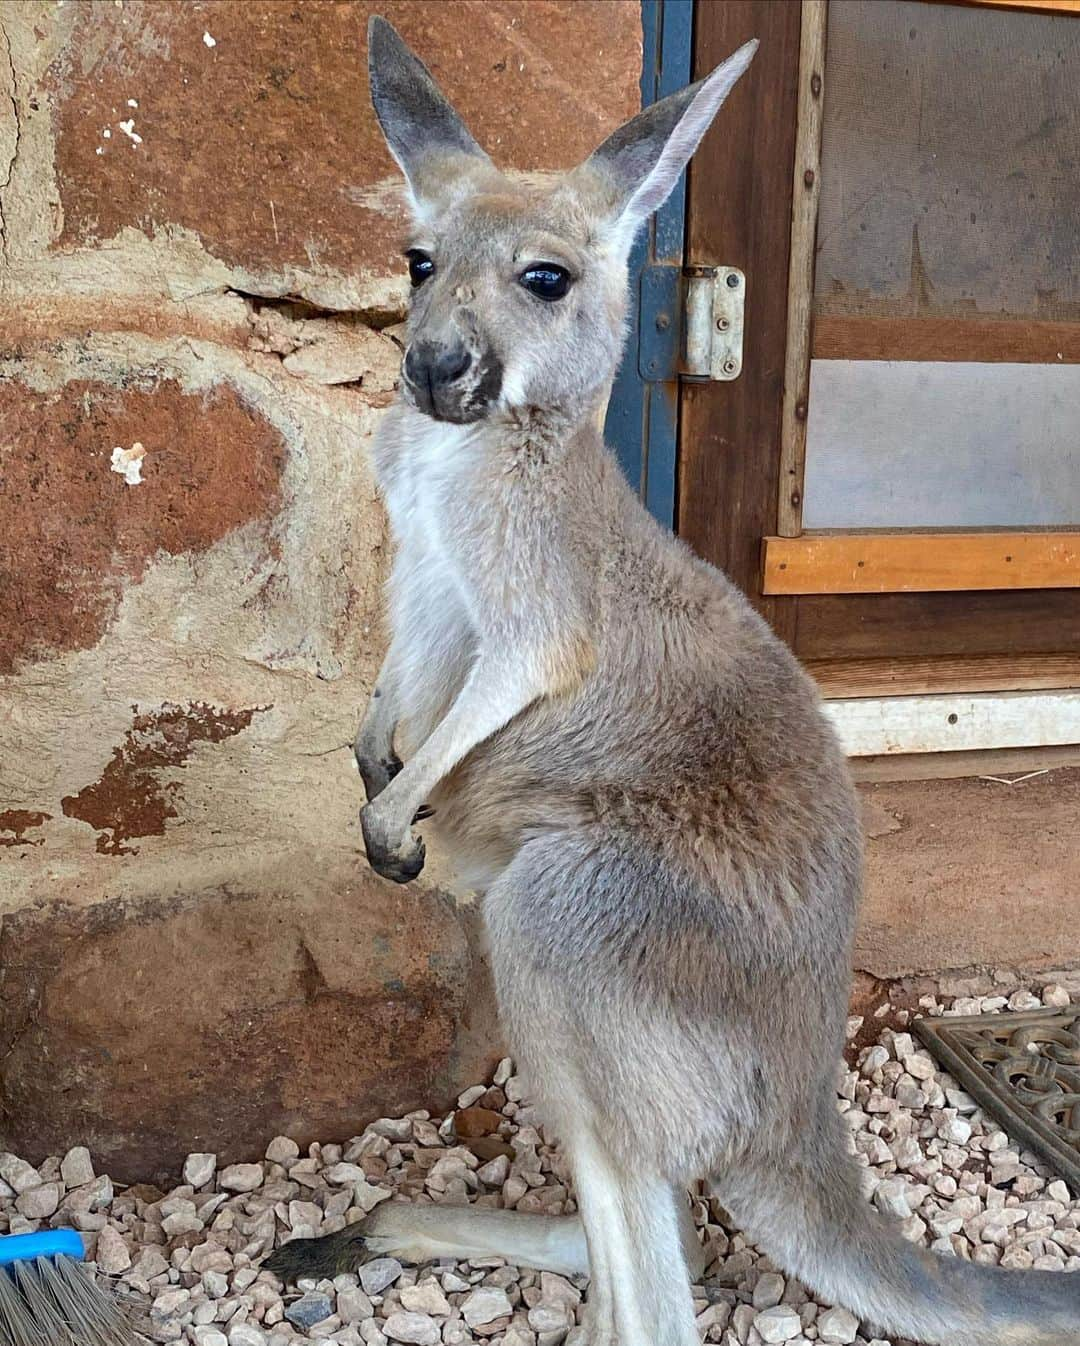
[486,838,704,1346]
[568,1129,702,1346]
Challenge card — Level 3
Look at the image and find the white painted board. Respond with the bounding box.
[824,690,1080,757]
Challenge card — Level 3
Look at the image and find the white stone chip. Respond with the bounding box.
[817,1305,860,1343]
[753,1305,803,1342]
[228,1327,267,1346]
[265,1136,300,1165]
[0,1154,43,1194]
[359,1257,404,1296]
[15,1181,61,1219]
[60,1146,96,1188]
[753,1271,786,1309]
[95,1224,131,1273]
[383,1312,440,1345]
[399,1279,451,1316]
[219,1162,263,1192]
[462,1285,514,1326]
[183,1152,217,1188]
[352,1178,393,1213]
[939,1116,974,1146]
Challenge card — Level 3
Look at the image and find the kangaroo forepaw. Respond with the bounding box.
[371,836,426,884]
[355,746,404,804]
[361,804,426,884]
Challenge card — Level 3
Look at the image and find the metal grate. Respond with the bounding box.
[915,1008,1080,1193]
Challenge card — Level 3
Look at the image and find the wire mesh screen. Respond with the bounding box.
[815,0,1080,322]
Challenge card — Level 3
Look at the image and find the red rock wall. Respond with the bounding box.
[0,0,641,1181]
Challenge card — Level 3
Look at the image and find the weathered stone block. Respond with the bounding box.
[0,373,285,674]
[0,853,499,1183]
[0,330,504,1179]
[45,1,641,292]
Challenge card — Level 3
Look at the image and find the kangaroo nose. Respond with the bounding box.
[404,341,472,390]
[431,345,471,386]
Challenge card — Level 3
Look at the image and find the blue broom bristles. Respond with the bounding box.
[0,1229,137,1345]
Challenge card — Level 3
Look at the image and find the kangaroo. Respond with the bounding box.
[266,18,1080,1346]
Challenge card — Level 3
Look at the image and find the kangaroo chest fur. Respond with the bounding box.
[376,411,480,554]
[373,408,493,751]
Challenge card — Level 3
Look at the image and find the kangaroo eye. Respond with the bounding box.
[406,249,435,288]
[520,264,572,302]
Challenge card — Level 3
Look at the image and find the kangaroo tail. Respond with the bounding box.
[717,1119,1079,1346]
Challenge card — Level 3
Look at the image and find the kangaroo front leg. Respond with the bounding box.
[354,649,404,804]
[360,655,546,883]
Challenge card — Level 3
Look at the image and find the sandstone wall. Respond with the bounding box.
[0,0,641,1182]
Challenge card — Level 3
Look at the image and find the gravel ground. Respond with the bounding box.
[2,983,1078,1346]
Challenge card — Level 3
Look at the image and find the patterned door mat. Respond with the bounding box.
[914,1007,1080,1193]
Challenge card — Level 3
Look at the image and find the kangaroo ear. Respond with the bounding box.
[578,39,758,245]
[368,16,495,216]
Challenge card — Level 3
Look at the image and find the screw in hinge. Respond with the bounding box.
[716,317,730,332]
[725,272,740,289]
[722,358,738,375]
[655,312,671,332]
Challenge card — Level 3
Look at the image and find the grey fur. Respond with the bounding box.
[279,20,1080,1346]
[368,15,493,213]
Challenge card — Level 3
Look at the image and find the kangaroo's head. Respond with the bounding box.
[368,16,756,425]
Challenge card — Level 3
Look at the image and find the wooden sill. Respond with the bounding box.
[763,532,1080,595]
[944,0,1080,14]
[808,655,1080,699]
[850,744,1080,783]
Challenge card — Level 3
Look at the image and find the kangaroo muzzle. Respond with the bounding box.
[402,338,504,424]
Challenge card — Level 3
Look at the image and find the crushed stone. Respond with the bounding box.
[0,985,1076,1345]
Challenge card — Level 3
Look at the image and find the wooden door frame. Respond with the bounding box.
[678,0,803,645]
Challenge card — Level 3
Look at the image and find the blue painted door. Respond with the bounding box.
[603,0,694,530]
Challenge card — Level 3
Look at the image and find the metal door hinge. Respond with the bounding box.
[683,265,745,382]
[638,264,745,384]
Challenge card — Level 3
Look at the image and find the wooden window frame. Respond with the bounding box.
[775,0,1080,668]
[955,1,1080,14]
[678,0,1080,731]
